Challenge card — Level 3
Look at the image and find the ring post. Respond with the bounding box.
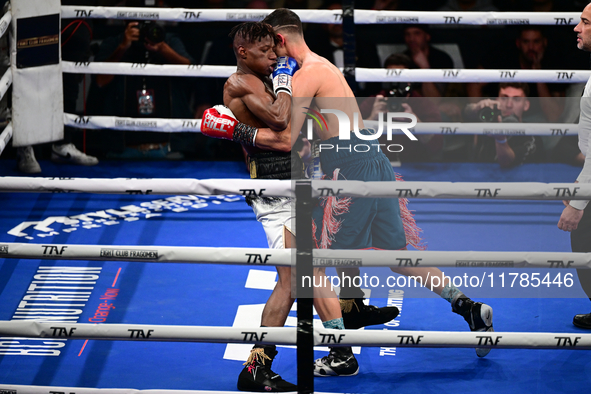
[296,180,314,394]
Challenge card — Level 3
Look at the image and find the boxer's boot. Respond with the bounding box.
[237,345,296,392]
[452,297,494,357]
[313,346,359,377]
[340,298,399,329]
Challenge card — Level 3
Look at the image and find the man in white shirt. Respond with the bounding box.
[558,2,591,328]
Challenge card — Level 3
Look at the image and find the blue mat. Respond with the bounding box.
[0,159,590,393]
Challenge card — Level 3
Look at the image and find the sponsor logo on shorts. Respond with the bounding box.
[100,249,159,260]
[0,245,8,254]
[456,260,515,267]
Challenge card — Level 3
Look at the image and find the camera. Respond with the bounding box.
[477,104,519,123]
[477,104,501,122]
[136,21,165,44]
[386,82,413,112]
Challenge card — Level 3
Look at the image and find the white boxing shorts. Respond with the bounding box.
[250,197,295,249]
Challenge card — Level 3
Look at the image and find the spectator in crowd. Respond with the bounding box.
[439,0,498,11]
[402,24,454,97]
[88,17,194,159]
[464,82,544,167]
[474,27,566,121]
[361,53,443,162]
[306,1,382,95]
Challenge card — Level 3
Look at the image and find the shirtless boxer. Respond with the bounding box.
[204,9,494,361]
[202,22,366,391]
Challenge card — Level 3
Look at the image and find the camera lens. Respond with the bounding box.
[477,105,501,122]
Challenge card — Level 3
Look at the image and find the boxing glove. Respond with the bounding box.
[201,105,259,147]
[272,56,299,96]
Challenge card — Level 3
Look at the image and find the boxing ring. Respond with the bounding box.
[1,4,591,394]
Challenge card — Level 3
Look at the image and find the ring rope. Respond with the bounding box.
[0,68,13,103]
[60,6,579,26]
[1,242,589,268]
[62,61,590,84]
[0,176,292,196]
[0,387,266,394]
[1,177,589,201]
[0,122,12,156]
[0,10,10,39]
[63,113,578,137]
[1,321,590,350]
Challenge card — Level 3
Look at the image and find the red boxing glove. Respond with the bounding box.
[201,105,258,146]
[201,105,238,140]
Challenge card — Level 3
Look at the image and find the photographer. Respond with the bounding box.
[90,19,193,158]
[465,82,544,168]
[361,53,443,162]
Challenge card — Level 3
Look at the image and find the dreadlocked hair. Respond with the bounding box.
[229,22,278,45]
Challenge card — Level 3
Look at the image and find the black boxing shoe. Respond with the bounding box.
[573,313,591,329]
[237,345,297,392]
[314,346,359,377]
[453,297,494,358]
[340,298,399,330]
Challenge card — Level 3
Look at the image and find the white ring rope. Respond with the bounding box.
[62,61,236,78]
[0,68,13,103]
[310,180,591,200]
[62,61,590,84]
[0,176,293,196]
[60,6,579,26]
[356,68,589,83]
[63,113,578,137]
[1,321,590,350]
[0,10,11,39]
[0,387,282,394]
[1,177,590,201]
[0,122,12,156]
[0,242,589,268]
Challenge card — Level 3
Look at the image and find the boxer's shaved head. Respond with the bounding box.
[229,22,278,53]
[263,8,303,38]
